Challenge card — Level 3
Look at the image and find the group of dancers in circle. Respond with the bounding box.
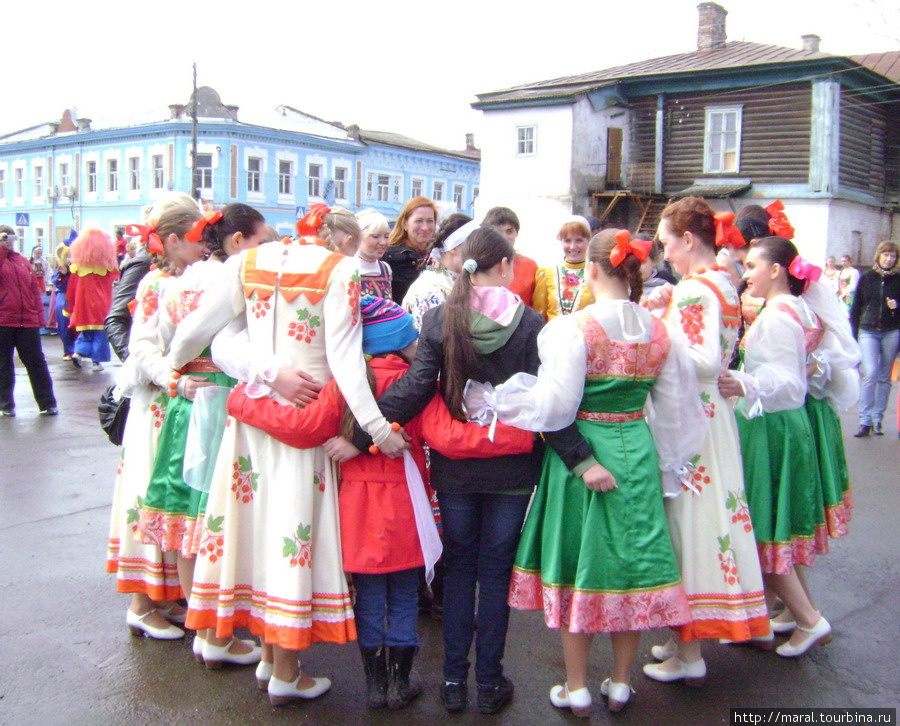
[104,190,858,716]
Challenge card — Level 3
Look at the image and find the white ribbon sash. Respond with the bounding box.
[403,451,443,585]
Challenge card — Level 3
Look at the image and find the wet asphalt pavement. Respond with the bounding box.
[1,335,898,725]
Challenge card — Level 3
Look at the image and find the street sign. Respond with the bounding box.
[16,213,29,226]
[295,206,307,219]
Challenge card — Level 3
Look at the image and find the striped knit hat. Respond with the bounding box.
[361,295,418,355]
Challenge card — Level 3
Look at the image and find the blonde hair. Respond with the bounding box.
[148,194,204,274]
[320,206,361,250]
[357,209,390,238]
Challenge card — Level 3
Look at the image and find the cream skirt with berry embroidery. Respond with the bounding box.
[185,415,356,650]
[663,381,770,642]
[106,384,183,601]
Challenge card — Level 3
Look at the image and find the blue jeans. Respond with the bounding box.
[437,490,530,688]
[352,569,420,649]
[858,329,900,426]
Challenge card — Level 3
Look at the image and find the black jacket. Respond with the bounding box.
[849,268,900,338]
[383,244,424,305]
[104,252,151,361]
[351,303,594,494]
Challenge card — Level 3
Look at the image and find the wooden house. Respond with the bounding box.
[473,2,899,264]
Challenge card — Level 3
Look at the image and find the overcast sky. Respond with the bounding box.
[5,0,898,150]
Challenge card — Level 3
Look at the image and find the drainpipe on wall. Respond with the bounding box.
[654,94,665,195]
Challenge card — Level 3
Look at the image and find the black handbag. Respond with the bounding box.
[98,385,130,446]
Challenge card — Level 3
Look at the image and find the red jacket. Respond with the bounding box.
[510,253,538,307]
[0,246,45,328]
[227,355,533,574]
[64,267,118,331]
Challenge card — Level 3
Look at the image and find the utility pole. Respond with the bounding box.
[191,62,199,201]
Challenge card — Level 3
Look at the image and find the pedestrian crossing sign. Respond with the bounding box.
[15,213,29,226]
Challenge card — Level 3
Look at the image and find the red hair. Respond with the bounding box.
[660,197,716,249]
[557,219,590,241]
[389,196,438,247]
[70,229,117,271]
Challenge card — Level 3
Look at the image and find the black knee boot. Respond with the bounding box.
[360,646,387,708]
[386,646,422,710]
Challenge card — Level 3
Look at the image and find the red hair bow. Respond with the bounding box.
[125,223,164,256]
[185,210,223,243]
[765,200,795,239]
[296,203,331,237]
[713,212,745,248]
[610,230,652,267]
[788,255,822,293]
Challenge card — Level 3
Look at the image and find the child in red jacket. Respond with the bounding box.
[226,295,532,710]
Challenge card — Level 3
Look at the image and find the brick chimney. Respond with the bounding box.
[801,34,821,53]
[697,3,727,53]
[465,133,476,151]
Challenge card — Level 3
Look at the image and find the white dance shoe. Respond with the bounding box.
[600,678,635,712]
[126,609,185,640]
[201,637,262,669]
[642,657,706,686]
[775,617,832,657]
[256,661,273,691]
[268,673,332,706]
[651,640,677,661]
[549,683,592,718]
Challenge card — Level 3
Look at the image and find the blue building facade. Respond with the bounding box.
[0,88,480,255]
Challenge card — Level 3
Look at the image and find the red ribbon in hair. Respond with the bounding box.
[296,203,331,237]
[713,212,746,248]
[125,223,164,256]
[185,210,223,243]
[788,255,822,293]
[610,229,652,267]
[765,200,795,239]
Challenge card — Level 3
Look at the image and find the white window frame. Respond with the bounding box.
[432,180,445,201]
[278,160,293,196]
[410,177,424,198]
[129,157,141,191]
[86,160,98,193]
[333,165,349,201]
[516,125,536,156]
[59,162,71,190]
[453,183,465,210]
[366,171,375,200]
[152,154,165,189]
[33,163,44,201]
[0,165,6,205]
[34,226,45,252]
[241,146,266,202]
[106,158,119,195]
[703,106,742,174]
[247,156,262,193]
[195,153,213,192]
[308,162,323,199]
[13,164,26,205]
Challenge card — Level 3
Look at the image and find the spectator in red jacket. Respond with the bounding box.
[0,225,58,416]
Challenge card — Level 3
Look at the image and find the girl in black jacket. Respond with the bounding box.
[343,227,594,715]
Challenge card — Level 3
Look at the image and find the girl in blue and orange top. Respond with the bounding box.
[227,295,533,710]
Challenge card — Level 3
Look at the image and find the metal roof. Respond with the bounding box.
[474,41,898,108]
[850,51,900,82]
[358,129,480,161]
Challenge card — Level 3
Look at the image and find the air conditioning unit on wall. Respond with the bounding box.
[46,186,59,200]
[62,186,75,199]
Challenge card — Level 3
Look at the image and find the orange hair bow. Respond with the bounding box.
[788,255,822,293]
[185,210,223,243]
[713,212,745,248]
[765,200,795,239]
[125,223,163,256]
[296,203,331,237]
[610,230,652,267]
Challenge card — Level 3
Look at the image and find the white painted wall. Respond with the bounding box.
[476,105,575,265]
